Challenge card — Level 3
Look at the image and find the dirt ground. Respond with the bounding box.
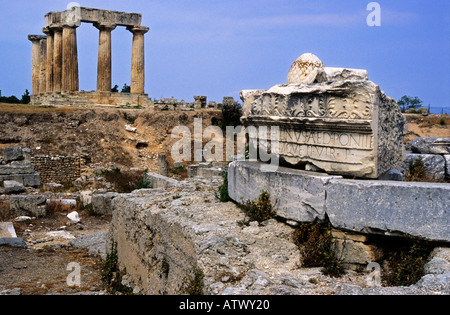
[0,211,111,295]
[404,114,450,143]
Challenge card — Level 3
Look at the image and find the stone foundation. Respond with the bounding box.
[228,161,450,242]
[31,91,153,107]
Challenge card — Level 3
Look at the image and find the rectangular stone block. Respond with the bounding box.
[9,195,47,218]
[0,222,17,238]
[228,161,341,222]
[144,173,182,189]
[241,80,407,179]
[325,179,450,242]
[0,163,35,175]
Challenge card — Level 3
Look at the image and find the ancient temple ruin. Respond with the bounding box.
[28,6,152,107]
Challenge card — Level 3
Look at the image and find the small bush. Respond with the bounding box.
[101,168,146,193]
[404,157,440,182]
[102,240,133,295]
[293,222,345,278]
[182,266,204,295]
[215,171,231,202]
[46,200,77,216]
[239,190,276,224]
[382,241,433,287]
[218,103,243,129]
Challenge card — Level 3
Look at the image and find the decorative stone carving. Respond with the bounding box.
[287,53,325,84]
[241,54,407,179]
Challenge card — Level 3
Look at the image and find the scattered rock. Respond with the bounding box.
[406,137,450,155]
[3,180,25,194]
[67,211,81,224]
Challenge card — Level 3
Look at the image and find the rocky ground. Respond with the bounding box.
[0,105,449,295]
[1,174,450,295]
[0,103,222,172]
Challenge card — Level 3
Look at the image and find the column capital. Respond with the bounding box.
[94,22,117,32]
[127,25,149,35]
[49,24,63,32]
[28,35,47,42]
[42,27,53,36]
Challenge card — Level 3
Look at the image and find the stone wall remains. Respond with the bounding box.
[31,155,82,184]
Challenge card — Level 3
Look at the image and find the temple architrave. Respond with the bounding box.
[28,6,153,107]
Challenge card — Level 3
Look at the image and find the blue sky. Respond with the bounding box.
[0,0,449,112]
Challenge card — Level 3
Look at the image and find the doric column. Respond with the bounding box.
[62,25,79,92]
[94,23,116,92]
[52,26,63,93]
[38,38,47,95]
[42,27,54,93]
[128,26,149,94]
[28,35,47,95]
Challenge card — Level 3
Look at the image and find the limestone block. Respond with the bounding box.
[80,190,93,207]
[157,155,169,176]
[445,155,450,177]
[0,238,27,248]
[324,67,369,82]
[406,137,450,155]
[3,146,24,163]
[144,173,181,189]
[228,161,342,222]
[92,192,119,215]
[325,179,450,242]
[0,173,40,187]
[3,181,25,194]
[241,80,407,179]
[0,161,35,175]
[9,195,47,218]
[0,222,17,238]
[402,153,446,180]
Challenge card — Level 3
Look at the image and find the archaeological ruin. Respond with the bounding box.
[28,6,152,107]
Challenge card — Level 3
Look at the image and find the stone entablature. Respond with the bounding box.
[240,53,407,179]
[28,5,152,107]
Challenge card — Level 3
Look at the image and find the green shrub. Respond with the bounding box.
[239,190,276,224]
[383,241,433,287]
[218,103,243,129]
[215,171,231,202]
[182,266,204,295]
[101,168,147,193]
[293,222,345,278]
[102,240,134,295]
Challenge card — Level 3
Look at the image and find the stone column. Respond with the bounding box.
[94,23,116,92]
[42,27,54,93]
[62,25,79,92]
[38,38,47,95]
[52,27,63,93]
[128,26,149,94]
[28,35,46,95]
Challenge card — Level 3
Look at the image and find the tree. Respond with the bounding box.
[398,95,423,110]
[111,85,119,93]
[21,89,30,104]
[121,83,131,93]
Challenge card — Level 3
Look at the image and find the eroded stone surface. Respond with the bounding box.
[241,79,407,178]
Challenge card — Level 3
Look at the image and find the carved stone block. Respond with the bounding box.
[240,54,407,179]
